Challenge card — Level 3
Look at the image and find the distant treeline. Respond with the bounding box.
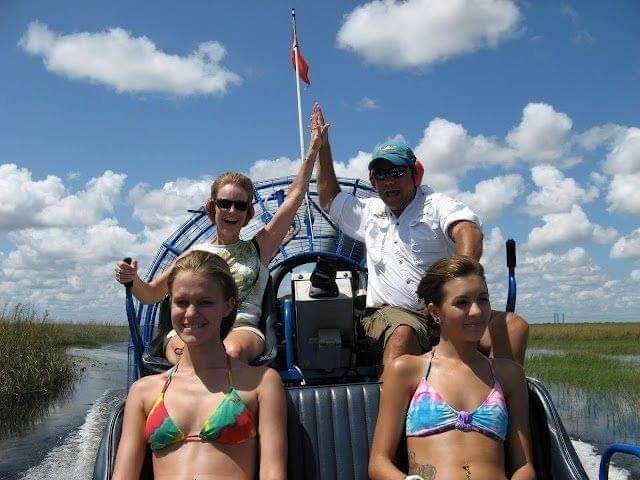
[0,304,129,434]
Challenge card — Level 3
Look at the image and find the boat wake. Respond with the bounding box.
[18,389,124,480]
[572,439,630,480]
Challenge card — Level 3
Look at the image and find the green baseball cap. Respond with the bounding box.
[368,140,417,170]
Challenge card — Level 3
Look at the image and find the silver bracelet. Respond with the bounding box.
[405,476,424,480]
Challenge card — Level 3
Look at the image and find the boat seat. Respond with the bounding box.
[141,275,278,373]
[92,379,588,480]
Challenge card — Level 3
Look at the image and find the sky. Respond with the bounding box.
[1,0,639,324]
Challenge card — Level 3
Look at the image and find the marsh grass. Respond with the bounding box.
[0,304,128,435]
[529,322,640,354]
[526,352,640,398]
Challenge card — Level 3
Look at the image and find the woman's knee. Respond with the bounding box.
[224,337,245,359]
[224,331,264,362]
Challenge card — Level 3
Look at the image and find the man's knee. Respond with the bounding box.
[506,312,529,342]
[385,325,421,355]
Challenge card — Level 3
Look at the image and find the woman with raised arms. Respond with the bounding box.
[115,103,328,363]
[369,256,536,480]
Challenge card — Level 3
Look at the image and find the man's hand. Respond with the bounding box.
[314,103,340,213]
[308,102,329,156]
[315,102,330,145]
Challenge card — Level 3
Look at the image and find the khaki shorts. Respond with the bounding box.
[361,305,437,356]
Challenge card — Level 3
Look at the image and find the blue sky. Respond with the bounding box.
[1,0,639,323]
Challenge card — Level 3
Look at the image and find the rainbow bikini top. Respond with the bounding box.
[406,349,508,441]
[144,357,256,451]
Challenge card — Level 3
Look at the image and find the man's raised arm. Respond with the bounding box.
[314,104,341,213]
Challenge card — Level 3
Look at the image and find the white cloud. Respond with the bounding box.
[602,127,640,175]
[578,126,640,214]
[610,229,640,259]
[525,165,598,216]
[0,164,125,230]
[357,97,379,110]
[1,220,139,320]
[527,205,617,250]
[336,0,521,69]
[592,224,619,244]
[333,151,373,180]
[631,270,640,281]
[129,177,211,249]
[477,227,510,309]
[576,123,626,151]
[560,4,579,20]
[249,156,301,182]
[506,103,574,164]
[480,231,625,319]
[522,247,605,286]
[589,171,607,186]
[249,152,373,185]
[559,4,594,45]
[414,117,516,191]
[456,175,524,221]
[19,21,241,96]
[5,219,137,265]
[607,173,640,214]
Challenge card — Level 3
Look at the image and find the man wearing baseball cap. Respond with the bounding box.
[314,107,529,375]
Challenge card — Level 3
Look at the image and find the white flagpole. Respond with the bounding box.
[291,8,314,249]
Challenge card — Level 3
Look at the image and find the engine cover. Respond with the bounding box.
[292,271,354,370]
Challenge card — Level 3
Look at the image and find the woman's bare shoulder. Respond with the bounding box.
[387,353,428,383]
[127,371,168,401]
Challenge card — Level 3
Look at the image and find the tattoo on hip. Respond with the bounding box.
[408,452,437,480]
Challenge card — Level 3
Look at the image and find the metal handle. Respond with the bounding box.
[122,256,143,380]
[505,239,517,313]
[506,239,516,269]
[599,443,640,480]
[122,257,134,288]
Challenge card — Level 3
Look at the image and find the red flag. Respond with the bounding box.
[291,37,310,85]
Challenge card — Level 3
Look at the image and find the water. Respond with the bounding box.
[528,348,640,366]
[0,343,127,480]
[546,382,640,479]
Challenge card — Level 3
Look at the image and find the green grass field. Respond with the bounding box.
[0,304,129,433]
[529,322,640,354]
[525,323,640,398]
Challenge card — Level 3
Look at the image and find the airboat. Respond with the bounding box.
[93,176,639,480]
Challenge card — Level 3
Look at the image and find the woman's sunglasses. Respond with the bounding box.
[215,198,250,211]
[371,165,410,181]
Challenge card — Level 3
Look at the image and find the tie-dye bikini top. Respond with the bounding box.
[144,357,256,451]
[406,349,508,441]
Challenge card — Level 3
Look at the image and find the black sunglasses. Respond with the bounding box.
[371,165,410,181]
[215,198,250,211]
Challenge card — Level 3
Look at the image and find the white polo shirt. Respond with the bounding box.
[329,185,481,311]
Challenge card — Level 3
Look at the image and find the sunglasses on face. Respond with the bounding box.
[215,198,250,211]
[371,165,410,181]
